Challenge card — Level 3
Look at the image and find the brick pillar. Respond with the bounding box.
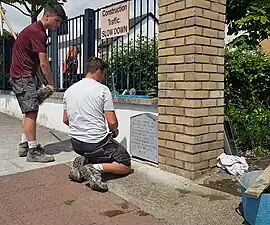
[158,0,226,180]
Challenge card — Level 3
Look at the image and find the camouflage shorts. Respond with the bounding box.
[10,76,40,114]
[71,134,131,167]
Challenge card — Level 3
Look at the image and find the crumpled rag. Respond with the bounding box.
[217,153,249,176]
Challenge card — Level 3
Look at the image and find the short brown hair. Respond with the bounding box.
[44,2,66,21]
[87,57,109,74]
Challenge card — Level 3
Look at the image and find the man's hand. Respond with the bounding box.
[110,129,119,138]
[47,84,54,92]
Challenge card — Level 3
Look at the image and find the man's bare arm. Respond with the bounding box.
[63,109,69,126]
[38,53,53,85]
[104,111,118,132]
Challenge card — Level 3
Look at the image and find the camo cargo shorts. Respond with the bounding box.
[71,134,131,167]
[10,76,40,114]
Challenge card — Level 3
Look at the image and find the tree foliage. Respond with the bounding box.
[226,1,270,153]
[2,0,67,23]
[225,45,270,109]
[227,0,270,46]
[225,45,270,151]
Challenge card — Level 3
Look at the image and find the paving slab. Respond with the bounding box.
[106,161,245,225]
[0,112,78,176]
[0,164,166,225]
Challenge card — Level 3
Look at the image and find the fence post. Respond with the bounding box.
[2,37,6,90]
[51,30,59,89]
[83,8,96,75]
[0,37,4,90]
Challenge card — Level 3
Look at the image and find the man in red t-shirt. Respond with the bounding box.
[9,3,66,163]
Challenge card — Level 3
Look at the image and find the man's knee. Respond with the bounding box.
[112,162,132,175]
[119,163,132,174]
[24,110,38,120]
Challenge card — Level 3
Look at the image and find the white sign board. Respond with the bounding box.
[100,1,130,39]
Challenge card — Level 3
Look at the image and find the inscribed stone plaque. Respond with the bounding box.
[130,113,158,163]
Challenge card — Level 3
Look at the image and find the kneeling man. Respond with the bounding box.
[63,57,132,192]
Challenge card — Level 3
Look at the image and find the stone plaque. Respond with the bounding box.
[130,113,158,163]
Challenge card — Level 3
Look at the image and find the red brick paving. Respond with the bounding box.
[0,164,166,225]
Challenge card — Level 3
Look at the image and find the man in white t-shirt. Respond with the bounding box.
[63,57,132,192]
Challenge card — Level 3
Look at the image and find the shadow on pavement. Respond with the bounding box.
[44,139,73,155]
[102,171,133,182]
[235,202,250,225]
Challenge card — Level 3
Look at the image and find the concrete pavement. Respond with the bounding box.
[0,112,245,225]
[0,164,166,225]
[0,112,78,176]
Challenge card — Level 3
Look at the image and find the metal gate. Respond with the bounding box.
[51,0,159,95]
[94,0,158,96]
[1,1,158,94]
[48,8,95,91]
[0,37,14,91]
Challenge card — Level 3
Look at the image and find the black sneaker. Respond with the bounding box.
[80,164,108,192]
[18,142,29,157]
[26,144,55,163]
[68,156,87,183]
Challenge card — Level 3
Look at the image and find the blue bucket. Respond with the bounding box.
[239,171,270,225]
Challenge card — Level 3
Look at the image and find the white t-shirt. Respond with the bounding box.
[63,78,114,143]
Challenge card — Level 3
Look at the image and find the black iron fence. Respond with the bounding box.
[48,8,95,91]
[95,0,158,96]
[0,0,158,97]
[49,14,84,90]
[0,34,14,91]
[50,0,158,95]
[0,9,95,92]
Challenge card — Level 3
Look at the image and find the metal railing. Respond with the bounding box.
[1,0,159,97]
[48,14,85,90]
[95,0,158,97]
[48,8,95,91]
[0,36,14,90]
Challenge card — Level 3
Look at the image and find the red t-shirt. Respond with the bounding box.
[9,21,47,78]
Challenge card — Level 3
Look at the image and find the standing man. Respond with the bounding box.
[9,3,66,163]
[63,57,132,192]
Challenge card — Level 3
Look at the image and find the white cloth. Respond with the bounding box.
[217,153,249,176]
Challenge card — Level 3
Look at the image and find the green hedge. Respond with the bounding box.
[107,36,158,96]
[225,46,270,110]
[225,46,270,152]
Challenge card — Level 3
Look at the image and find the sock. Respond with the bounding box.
[93,164,103,172]
[28,140,38,149]
[21,133,28,143]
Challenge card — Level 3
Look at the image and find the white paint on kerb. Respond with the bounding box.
[0,94,157,154]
